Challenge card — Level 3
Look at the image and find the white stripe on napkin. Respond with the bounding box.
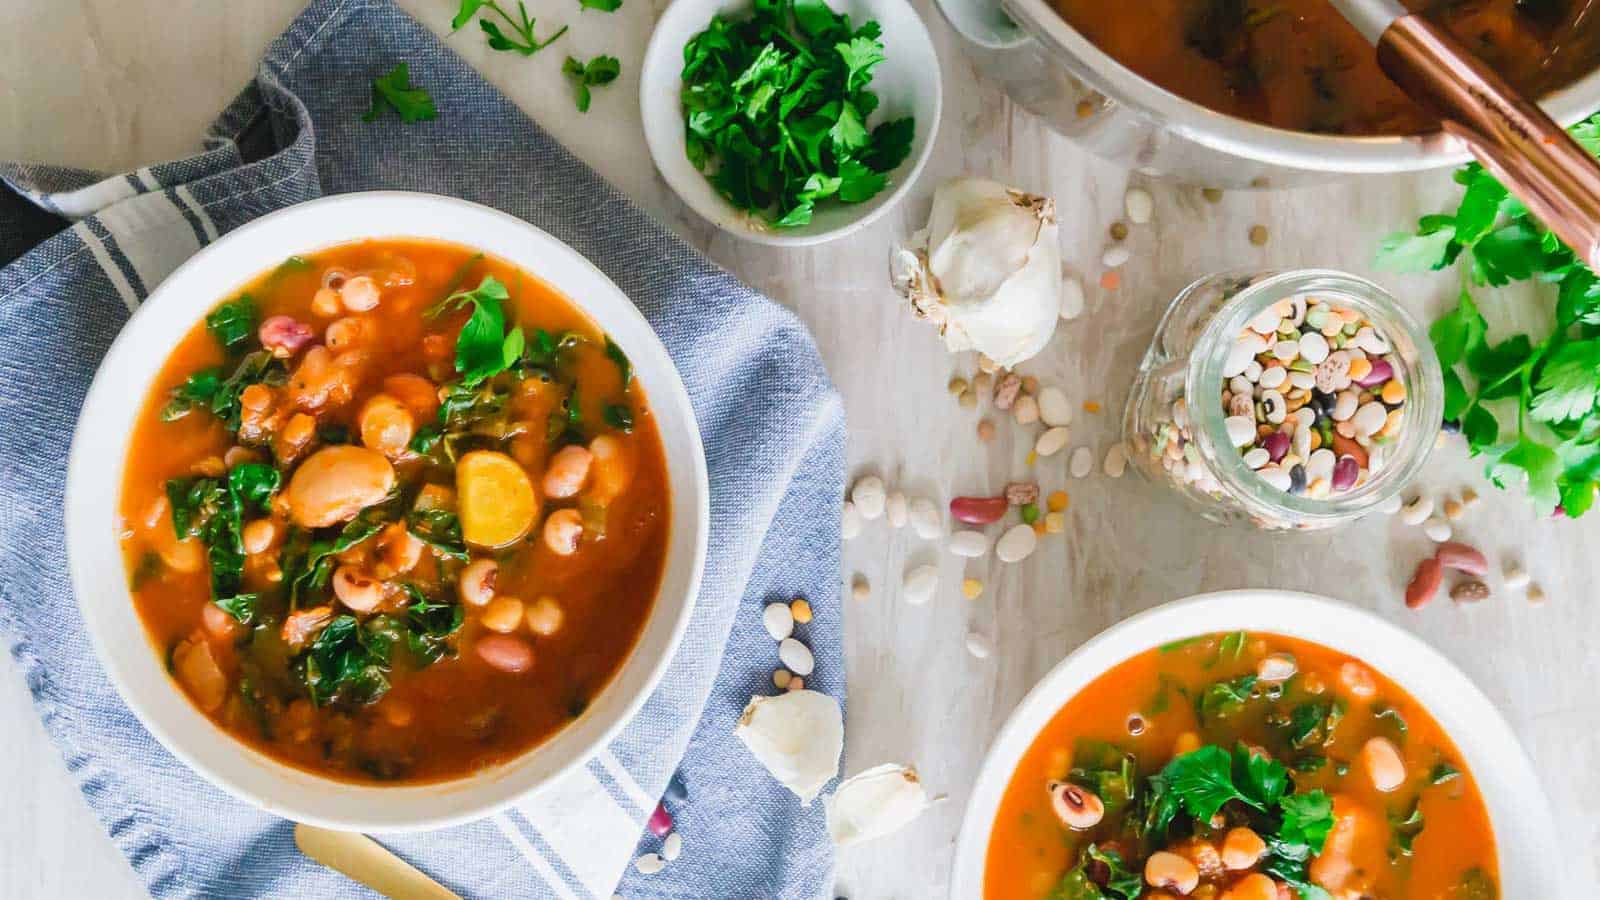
[71,221,139,313]
[132,167,160,192]
[512,765,640,897]
[94,192,202,297]
[173,185,219,241]
[594,750,653,813]
[493,815,583,900]
[48,173,139,220]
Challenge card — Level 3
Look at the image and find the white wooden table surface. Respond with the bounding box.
[2,1,1597,897]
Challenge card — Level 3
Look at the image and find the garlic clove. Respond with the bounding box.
[825,764,933,847]
[898,178,1063,368]
[734,690,843,805]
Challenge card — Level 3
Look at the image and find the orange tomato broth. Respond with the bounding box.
[1049,0,1600,136]
[984,632,1497,899]
[118,238,669,783]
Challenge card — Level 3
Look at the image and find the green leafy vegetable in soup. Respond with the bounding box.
[678,0,914,227]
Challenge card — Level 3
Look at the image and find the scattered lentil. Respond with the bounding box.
[977,419,996,441]
[773,668,792,690]
[1109,221,1129,241]
[1202,187,1223,203]
[851,575,870,601]
[1082,401,1101,413]
[947,376,968,395]
[1527,583,1547,605]
[1044,511,1066,533]
[790,597,814,624]
[1099,270,1121,291]
[962,578,984,600]
[1248,224,1269,246]
[1047,490,1069,512]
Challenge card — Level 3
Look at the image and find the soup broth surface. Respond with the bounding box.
[119,239,669,783]
[985,632,1498,899]
[1050,0,1600,134]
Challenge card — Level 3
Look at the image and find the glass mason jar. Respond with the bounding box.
[1122,269,1443,530]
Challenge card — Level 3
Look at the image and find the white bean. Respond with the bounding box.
[1059,276,1085,320]
[947,530,991,558]
[996,524,1038,563]
[908,497,941,539]
[662,832,683,862]
[1070,447,1093,478]
[903,565,938,604]
[778,637,815,675]
[1124,187,1153,224]
[1424,518,1452,542]
[1400,495,1434,525]
[1103,445,1127,477]
[965,631,994,659]
[634,853,665,875]
[886,491,908,528]
[1038,387,1073,427]
[763,603,795,641]
[1036,427,1071,457]
[851,476,886,519]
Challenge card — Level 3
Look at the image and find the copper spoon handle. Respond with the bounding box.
[294,823,461,899]
[1333,0,1600,270]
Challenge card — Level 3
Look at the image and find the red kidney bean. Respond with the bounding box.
[1405,558,1442,609]
[647,801,673,837]
[1263,430,1289,462]
[476,635,534,673]
[1434,541,1489,577]
[950,496,1008,524]
[1354,358,1393,387]
[1331,455,1360,491]
[259,315,315,357]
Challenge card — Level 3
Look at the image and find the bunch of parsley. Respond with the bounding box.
[679,0,915,227]
[1375,113,1600,517]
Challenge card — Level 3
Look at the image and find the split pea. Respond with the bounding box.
[1047,490,1069,512]
[790,598,813,624]
[962,578,984,600]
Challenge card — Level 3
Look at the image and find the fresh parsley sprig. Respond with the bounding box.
[563,55,621,113]
[363,63,437,123]
[1376,112,1600,517]
[452,0,568,55]
[679,0,914,227]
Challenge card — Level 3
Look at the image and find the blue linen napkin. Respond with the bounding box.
[0,0,847,896]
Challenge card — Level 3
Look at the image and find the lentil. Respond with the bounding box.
[773,668,793,690]
[962,578,984,599]
[1047,490,1069,512]
[947,376,969,395]
[1044,511,1066,533]
[1248,224,1269,246]
[977,419,996,441]
[790,598,813,624]
[851,575,870,602]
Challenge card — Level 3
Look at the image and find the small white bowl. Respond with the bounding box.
[65,191,710,832]
[950,590,1562,899]
[640,0,942,246]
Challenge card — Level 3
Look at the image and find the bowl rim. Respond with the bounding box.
[948,589,1563,899]
[993,0,1600,174]
[64,190,711,832]
[638,0,943,246]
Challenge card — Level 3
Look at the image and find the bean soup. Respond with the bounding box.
[985,632,1497,899]
[119,239,669,783]
[1050,0,1600,134]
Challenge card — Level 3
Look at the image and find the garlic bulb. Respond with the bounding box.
[894,177,1062,367]
[734,690,843,805]
[825,763,934,847]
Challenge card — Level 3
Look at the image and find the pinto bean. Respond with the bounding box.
[1221,827,1266,870]
[542,508,584,555]
[476,635,534,673]
[1144,851,1199,894]
[285,445,396,528]
[172,636,228,713]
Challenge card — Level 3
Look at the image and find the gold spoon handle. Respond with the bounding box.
[293,823,461,900]
[1334,0,1600,270]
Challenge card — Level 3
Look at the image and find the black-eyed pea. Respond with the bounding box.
[1338,661,1376,698]
[458,559,498,607]
[1144,851,1200,894]
[542,444,593,499]
[1361,736,1406,792]
[1046,781,1104,830]
[332,566,383,613]
[482,597,525,634]
[587,434,634,504]
[325,316,371,351]
[525,596,564,636]
[377,521,423,574]
[1221,827,1266,870]
[543,508,584,555]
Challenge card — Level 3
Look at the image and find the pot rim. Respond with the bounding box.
[992,0,1600,174]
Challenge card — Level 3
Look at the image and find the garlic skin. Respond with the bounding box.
[825,763,934,847]
[734,690,843,805]
[898,178,1062,367]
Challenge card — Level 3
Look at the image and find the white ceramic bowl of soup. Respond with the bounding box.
[639,0,942,246]
[949,589,1563,899]
[64,191,711,831]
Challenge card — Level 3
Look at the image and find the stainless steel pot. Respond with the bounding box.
[933,0,1600,187]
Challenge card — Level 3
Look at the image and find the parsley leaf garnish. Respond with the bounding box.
[363,63,438,123]
[429,275,526,388]
[562,55,621,113]
[578,0,621,10]
[1377,111,1600,517]
[452,0,568,55]
[678,0,914,227]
